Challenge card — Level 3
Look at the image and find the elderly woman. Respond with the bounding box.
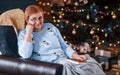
[18,5,105,75]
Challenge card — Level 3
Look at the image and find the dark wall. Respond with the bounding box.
[0,0,36,14]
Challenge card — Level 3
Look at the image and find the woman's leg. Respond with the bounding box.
[58,55,105,75]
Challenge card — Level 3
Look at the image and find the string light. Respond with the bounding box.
[36,0,120,49]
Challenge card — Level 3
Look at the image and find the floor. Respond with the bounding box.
[104,66,120,75]
[105,70,120,75]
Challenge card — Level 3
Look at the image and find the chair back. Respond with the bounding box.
[0,26,20,57]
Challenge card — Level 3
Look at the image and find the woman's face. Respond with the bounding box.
[27,12,44,32]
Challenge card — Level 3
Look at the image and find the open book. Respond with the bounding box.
[65,59,86,64]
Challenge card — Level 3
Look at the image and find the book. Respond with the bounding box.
[65,59,86,64]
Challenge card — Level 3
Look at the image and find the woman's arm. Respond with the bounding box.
[52,24,87,61]
[18,28,33,58]
[53,24,75,58]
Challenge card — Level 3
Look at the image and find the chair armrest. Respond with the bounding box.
[0,55,63,75]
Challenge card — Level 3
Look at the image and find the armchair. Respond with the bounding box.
[0,9,63,75]
[0,55,63,75]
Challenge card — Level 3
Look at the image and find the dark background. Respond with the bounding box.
[0,0,36,14]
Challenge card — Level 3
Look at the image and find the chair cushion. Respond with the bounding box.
[0,8,25,32]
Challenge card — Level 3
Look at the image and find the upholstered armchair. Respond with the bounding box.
[0,9,63,75]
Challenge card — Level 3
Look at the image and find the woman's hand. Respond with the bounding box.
[72,52,87,62]
[26,24,34,35]
[25,23,34,42]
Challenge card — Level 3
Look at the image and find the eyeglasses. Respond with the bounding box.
[29,16,43,22]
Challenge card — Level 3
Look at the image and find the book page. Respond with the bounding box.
[65,59,86,64]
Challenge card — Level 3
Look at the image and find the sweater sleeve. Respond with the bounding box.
[18,30,33,58]
[52,24,75,58]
